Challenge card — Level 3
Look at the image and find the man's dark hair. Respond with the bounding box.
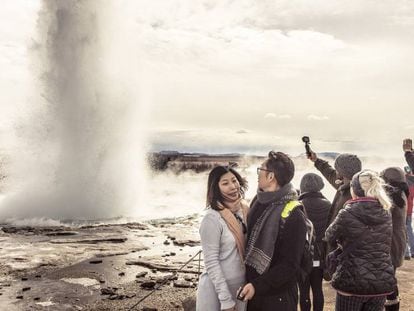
[265,151,295,186]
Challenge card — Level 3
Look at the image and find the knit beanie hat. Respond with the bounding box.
[300,173,324,193]
[334,153,362,179]
[380,167,406,183]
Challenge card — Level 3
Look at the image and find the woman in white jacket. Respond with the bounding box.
[196,165,249,311]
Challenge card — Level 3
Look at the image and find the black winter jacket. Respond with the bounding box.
[246,198,306,311]
[384,184,407,268]
[299,191,331,261]
[406,151,414,171]
[325,198,396,295]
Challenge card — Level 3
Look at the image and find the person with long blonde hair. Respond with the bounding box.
[325,169,396,311]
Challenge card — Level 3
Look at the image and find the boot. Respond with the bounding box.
[384,301,400,311]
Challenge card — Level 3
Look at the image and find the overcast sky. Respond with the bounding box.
[1,0,414,157]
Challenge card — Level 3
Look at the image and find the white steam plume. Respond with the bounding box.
[0,0,148,220]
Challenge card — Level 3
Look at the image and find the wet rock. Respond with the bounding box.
[89,259,103,264]
[21,277,28,281]
[96,251,132,258]
[101,288,117,295]
[136,272,148,278]
[171,301,181,308]
[173,240,199,247]
[155,274,177,284]
[22,287,31,291]
[126,259,199,274]
[34,297,40,301]
[118,272,125,276]
[173,280,193,288]
[140,281,156,289]
[50,237,127,244]
[125,222,149,230]
[45,231,78,236]
[16,295,23,299]
[182,295,196,311]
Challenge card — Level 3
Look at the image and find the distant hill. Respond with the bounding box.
[148,151,339,173]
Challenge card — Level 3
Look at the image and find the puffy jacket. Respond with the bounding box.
[299,191,331,261]
[325,198,396,295]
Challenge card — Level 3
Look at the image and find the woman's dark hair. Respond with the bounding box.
[265,151,295,186]
[206,165,248,211]
[384,182,409,209]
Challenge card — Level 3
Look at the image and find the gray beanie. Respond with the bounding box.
[381,167,406,183]
[300,173,324,193]
[334,153,362,179]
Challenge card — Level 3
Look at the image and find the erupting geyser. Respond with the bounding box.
[0,0,148,221]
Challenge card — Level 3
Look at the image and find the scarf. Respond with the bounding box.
[218,193,249,262]
[245,183,298,275]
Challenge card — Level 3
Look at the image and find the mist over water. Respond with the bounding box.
[0,1,148,221]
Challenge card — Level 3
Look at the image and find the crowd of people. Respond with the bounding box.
[195,138,414,311]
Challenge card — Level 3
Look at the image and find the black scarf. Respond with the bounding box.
[245,183,298,274]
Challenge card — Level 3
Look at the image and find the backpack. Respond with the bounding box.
[280,200,316,282]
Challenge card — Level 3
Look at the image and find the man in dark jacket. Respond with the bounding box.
[404,138,414,170]
[298,173,331,311]
[404,166,414,259]
[381,167,409,311]
[239,151,307,311]
[307,151,362,227]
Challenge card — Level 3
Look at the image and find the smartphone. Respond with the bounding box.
[236,285,245,301]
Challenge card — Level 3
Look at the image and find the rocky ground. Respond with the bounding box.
[0,216,414,311]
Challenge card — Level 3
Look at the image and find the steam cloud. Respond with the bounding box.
[0,0,147,221]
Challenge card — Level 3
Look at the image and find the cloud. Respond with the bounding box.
[264,113,292,119]
[236,129,249,134]
[264,113,277,119]
[307,114,329,121]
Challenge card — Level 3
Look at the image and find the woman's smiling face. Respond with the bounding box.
[218,172,240,200]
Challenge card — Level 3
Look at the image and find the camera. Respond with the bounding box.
[302,136,311,157]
